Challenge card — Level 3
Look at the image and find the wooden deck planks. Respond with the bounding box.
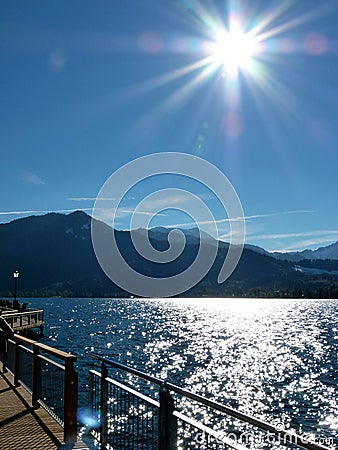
[0,370,89,450]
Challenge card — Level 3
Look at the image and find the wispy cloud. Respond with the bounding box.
[0,208,92,216]
[248,229,338,241]
[246,228,338,252]
[67,196,136,202]
[67,197,98,202]
[67,197,117,201]
[266,232,338,252]
[22,172,45,185]
[285,236,338,251]
[94,207,167,222]
[137,192,193,211]
[89,192,195,226]
[243,209,317,221]
[168,209,316,230]
[120,208,167,217]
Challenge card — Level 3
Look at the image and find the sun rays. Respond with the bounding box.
[87,0,334,146]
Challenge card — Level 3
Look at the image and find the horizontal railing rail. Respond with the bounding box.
[2,310,44,331]
[4,334,78,443]
[0,306,18,313]
[88,352,332,450]
[89,369,160,408]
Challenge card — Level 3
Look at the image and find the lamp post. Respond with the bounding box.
[13,270,19,302]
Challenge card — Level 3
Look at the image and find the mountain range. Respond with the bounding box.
[271,242,338,261]
[0,211,337,298]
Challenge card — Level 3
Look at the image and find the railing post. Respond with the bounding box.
[32,345,42,408]
[64,357,78,443]
[2,349,7,373]
[14,340,20,385]
[100,362,109,450]
[158,386,177,450]
[88,370,94,416]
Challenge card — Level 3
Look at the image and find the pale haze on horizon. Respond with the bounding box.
[1,0,337,252]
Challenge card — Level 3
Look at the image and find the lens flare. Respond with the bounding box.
[78,407,100,429]
[90,1,335,149]
[210,27,259,79]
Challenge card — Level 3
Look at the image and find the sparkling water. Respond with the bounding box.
[27,297,338,447]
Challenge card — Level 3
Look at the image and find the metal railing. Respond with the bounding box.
[89,369,159,449]
[0,306,18,314]
[3,334,78,443]
[2,309,44,332]
[87,353,333,450]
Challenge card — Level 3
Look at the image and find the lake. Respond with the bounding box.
[27,297,337,448]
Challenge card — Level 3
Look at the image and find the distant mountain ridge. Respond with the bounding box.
[271,241,338,261]
[147,226,338,261]
[0,211,337,298]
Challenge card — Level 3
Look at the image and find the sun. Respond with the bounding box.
[210,27,258,79]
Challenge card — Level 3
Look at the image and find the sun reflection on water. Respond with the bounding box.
[30,296,337,445]
[139,298,337,440]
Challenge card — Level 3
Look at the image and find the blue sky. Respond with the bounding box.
[1,0,337,252]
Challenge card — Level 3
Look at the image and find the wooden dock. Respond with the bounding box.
[0,332,89,450]
[0,370,89,450]
[1,309,44,334]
